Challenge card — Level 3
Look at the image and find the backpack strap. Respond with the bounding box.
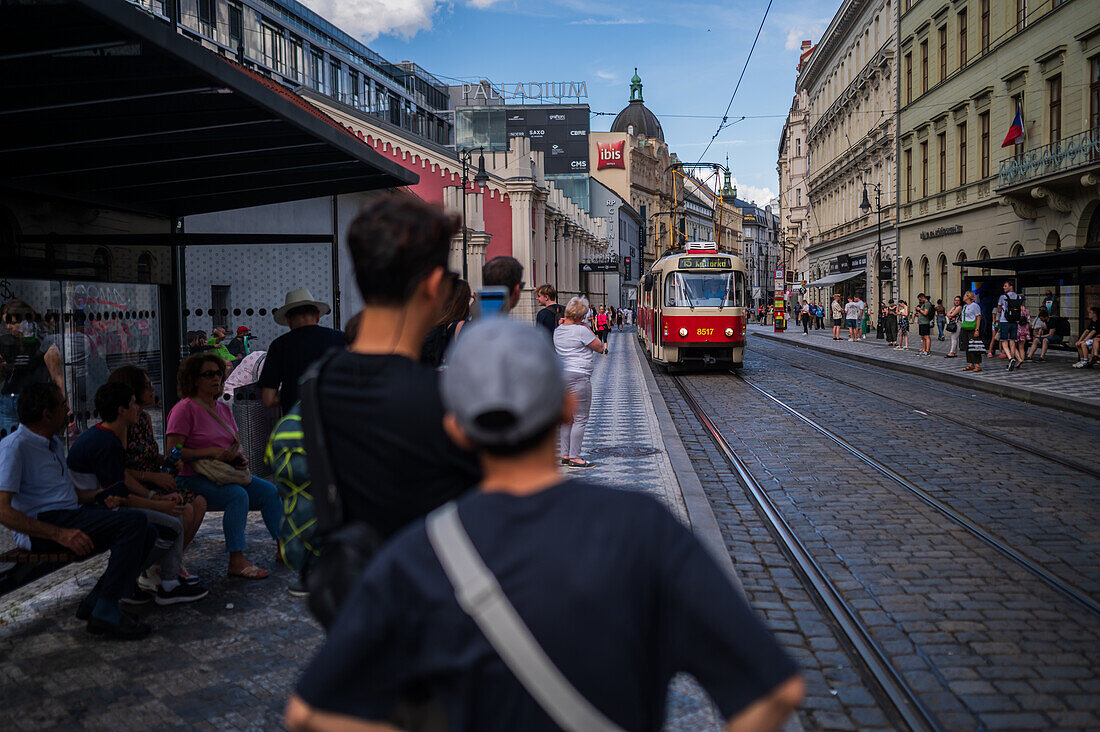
[426,503,624,732]
[298,349,342,535]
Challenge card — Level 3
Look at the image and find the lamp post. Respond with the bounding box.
[860,181,884,338]
[459,147,490,281]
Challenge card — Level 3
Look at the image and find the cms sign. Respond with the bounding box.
[596,141,625,170]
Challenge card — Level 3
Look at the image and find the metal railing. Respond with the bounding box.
[998,126,1100,188]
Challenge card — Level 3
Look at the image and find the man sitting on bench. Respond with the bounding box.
[0,382,156,640]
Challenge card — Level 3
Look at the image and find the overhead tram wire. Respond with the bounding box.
[696,0,773,164]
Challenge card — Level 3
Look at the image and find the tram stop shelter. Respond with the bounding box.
[955,249,1100,333]
[0,0,417,441]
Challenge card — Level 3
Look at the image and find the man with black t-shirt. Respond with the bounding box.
[534,284,564,336]
[260,290,344,411]
[315,197,480,540]
[287,320,803,732]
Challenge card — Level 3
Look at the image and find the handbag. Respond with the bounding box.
[946,321,958,333]
[968,336,986,352]
[190,398,252,485]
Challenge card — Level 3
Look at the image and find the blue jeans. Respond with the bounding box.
[178,474,281,554]
[936,315,946,338]
[0,393,18,438]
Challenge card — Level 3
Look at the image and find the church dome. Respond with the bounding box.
[610,69,664,142]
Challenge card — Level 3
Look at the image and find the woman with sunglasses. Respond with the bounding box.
[166,354,281,579]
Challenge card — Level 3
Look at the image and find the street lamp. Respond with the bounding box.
[459,147,490,280]
[860,181,884,338]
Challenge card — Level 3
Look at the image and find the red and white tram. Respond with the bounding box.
[638,243,748,370]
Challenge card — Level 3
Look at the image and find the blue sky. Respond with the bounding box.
[301,0,838,204]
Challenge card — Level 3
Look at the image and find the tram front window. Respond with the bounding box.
[666,271,736,308]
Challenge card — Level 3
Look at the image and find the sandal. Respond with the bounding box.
[228,564,269,580]
[566,459,596,469]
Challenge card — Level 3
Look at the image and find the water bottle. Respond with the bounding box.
[161,445,183,473]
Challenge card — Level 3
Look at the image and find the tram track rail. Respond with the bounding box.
[669,374,943,732]
[752,333,1100,437]
[750,346,1100,480]
[723,370,1100,618]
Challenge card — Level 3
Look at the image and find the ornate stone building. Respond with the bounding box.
[798,0,897,314]
[590,71,681,274]
[778,81,812,285]
[897,0,1100,330]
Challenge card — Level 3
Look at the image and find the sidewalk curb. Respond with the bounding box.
[631,335,745,597]
[751,330,1097,418]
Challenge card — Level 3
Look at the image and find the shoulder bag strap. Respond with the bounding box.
[299,350,342,534]
[191,398,240,451]
[426,503,624,732]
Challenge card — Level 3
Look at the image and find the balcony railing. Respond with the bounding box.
[997,126,1100,188]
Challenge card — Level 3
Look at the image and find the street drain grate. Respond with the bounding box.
[590,446,661,458]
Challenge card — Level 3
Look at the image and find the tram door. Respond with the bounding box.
[652,274,661,357]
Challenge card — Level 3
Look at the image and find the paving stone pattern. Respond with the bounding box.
[655,348,1100,729]
[0,328,722,731]
[751,324,1100,411]
[747,337,1100,599]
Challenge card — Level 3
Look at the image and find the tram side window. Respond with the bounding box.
[734,271,747,307]
[666,272,735,307]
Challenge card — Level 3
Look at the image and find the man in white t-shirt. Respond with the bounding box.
[853,296,867,340]
[997,281,1024,370]
[843,297,861,342]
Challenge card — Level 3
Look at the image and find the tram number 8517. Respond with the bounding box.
[696,328,714,336]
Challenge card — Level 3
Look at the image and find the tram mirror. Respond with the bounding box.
[643,274,653,291]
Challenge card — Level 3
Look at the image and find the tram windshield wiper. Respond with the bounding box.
[680,275,696,311]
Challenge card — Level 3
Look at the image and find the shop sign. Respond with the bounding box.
[597,141,626,170]
[831,253,868,273]
[581,261,618,273]
[920,225,963,240]
[877,259,893,281]
[461,81,588,104]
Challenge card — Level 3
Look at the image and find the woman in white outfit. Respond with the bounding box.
[553,297,607,468]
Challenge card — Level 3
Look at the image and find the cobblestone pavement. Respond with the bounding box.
[651,339,1100,730]
[0,328,724,731]
[750,323,1100,412]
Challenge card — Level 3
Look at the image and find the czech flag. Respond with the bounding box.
[1002,105,1025,148]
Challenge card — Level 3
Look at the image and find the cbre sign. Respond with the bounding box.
[597,141,626,170]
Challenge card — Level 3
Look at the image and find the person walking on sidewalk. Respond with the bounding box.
[944,295,962,358]
[916,293,934,356]
[896,300,911,350]
[935,299,947,341]
[554,298,606,469]
[884,299,899,346]
[830,294,844,340]
[800,301,811,335]
[844,297,861,342]
[594,306,612,346]
[961,291,983,372]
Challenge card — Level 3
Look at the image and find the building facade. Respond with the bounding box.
[589,178,644,308]
[897,0,1100,329]
[778,81,812,285]
[126,0,453,147]
[589,71,681,275]
[798,0,898,314]
[737,198,783,306]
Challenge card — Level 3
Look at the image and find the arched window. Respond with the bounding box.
[1088,205,1100,245]
[137,251,154,284]
[92,247,112,281]
[955,250,967,297]
[905,258,913,303]
[938,253,948,301]
[978,247,990,278]
[920,256,930,297]
[1045,230,1061,251]
[1010,242,1024,259]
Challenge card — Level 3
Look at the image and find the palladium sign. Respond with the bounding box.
[462,80,588,104]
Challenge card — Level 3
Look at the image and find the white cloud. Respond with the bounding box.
[468,0,504,8]
[784,21,826,51]
[594,69,618,81]
[298,0,444,40]
[732,179,775,206]
[569,18,647,25]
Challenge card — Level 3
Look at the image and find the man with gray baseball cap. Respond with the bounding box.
[288,318,803,731]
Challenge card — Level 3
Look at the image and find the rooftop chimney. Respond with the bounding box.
[801,40,812,50]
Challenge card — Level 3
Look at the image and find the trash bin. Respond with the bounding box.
[222,385,280,479]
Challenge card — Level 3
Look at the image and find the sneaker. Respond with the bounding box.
[155,582,209,606]
[137,566,160,592]
[87,612,151,641]
[1008,358,1017,371]
[177,567,201,586]
[1073,360,1087,368]
[287,578,310,598]
[120,588,155,606]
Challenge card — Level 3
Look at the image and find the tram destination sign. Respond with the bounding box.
[680,256,731,270]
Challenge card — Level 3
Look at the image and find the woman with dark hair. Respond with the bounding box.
[420,276,472,368]
[166,353,281,579]
[108,365,207,573]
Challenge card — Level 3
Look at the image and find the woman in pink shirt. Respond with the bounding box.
[166,354,281,579]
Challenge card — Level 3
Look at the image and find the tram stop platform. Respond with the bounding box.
[0,328,766,731]
[749,323,1100,417]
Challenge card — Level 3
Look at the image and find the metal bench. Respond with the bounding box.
[0,543,100,597]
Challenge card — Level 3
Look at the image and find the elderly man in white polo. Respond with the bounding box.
[258,289,345,412]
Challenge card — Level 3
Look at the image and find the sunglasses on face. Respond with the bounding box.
[199,370,222,379]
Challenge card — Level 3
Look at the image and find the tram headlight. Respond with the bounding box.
[725,327,734,337]
[679,327,688,337]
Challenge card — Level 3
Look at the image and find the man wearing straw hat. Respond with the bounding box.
[259,289,344,412]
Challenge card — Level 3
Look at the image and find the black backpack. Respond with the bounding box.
[1003,293,1023,323]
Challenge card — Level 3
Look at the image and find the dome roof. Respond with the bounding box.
[610,69,664,142]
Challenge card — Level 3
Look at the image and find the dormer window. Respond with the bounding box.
[628,124,634,135]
